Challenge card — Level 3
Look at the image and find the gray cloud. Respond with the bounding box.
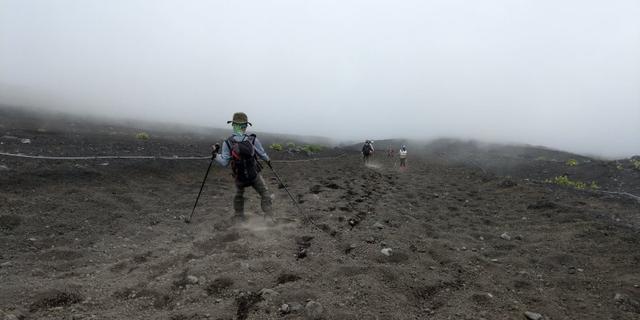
[1,0,639,157]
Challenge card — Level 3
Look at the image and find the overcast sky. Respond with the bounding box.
[1,0,639,157]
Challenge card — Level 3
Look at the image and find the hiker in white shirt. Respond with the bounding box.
[399,145,408,168]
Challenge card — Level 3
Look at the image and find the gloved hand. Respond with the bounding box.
[211,143,220,158]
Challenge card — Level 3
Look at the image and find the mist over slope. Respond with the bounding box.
[2,1,639,158]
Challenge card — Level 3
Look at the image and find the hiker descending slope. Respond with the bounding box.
[212,112,272,222]
[362,140,374,164]
[399,145,408,168]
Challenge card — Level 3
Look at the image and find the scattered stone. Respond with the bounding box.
[373,222,384,229]
[186,275,199,284]
[381,248,392,256]
[235,291,263,320]
[280,304,291,314]
[20,138,31,144]
[490,258,499,263]
[0,261,12,267]
[0,164,9,171]
[259,288,279,299]
[276,273,301,284]
[289,302,304,312]
[515,235,523,240]
[296,236,313,259]
[500,232,511,241]
[310,185,322,194]
[524,311,543,320]
[345,243,357,254]
[206,277,234,295]
[305,300,323,320]
[498,179,517,188]
[614,293,624,302]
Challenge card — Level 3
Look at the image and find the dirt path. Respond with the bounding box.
[1,152,640,319]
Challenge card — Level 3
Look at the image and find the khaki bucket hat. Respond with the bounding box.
[227,112,252,126]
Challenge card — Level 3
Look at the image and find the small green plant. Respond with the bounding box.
[270,143,283,151]
[301,144,324,154]
[616,162,624,170]
[545,176,599,190]
[566,159,578,166]
[632,159,640,170]
[286,142,296,149]
[135,132,150,140]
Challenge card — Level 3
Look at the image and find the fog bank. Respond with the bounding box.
[1,0,639,157]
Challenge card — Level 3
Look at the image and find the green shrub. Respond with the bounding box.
[301,144,324,154]
[633,159,640,170]
[286,142,296,149]
[135,132,150,140]
[270,143,283,151]
[566,159,578,166]
[545,176,599,190]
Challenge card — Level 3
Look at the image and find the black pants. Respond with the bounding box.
[234,174,272,216]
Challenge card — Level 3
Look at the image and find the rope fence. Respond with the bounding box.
[0,151,347,163]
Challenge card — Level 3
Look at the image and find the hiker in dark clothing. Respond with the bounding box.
[362,140,374,164]
[212,112,272,221]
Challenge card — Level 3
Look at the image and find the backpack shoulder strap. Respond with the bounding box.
[247,134,257,145]
[225,136,234,150]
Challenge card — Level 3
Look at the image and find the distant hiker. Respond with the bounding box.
[399,145,408,168]
[212,112,272,221]
[387,146,394,158]
[362,140,374,164]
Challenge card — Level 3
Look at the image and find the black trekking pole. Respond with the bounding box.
[265,161,321,226]
[265,162,302,212]
[185,144,219,224]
